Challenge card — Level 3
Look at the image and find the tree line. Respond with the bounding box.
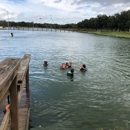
[0,10,130,31]
[77,10,130,31]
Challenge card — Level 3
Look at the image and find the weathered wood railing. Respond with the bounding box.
[0,54,31,130]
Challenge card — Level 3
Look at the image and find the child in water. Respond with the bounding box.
[68,62,72,68]
[67,68,74,76]
[60,63,67,69]
[79,64,87,72]
[10,33,13,37]
[65,62,72,68]
[43,61,48,67]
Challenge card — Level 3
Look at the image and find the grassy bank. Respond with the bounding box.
[87,31,130,39]
[63,28,130,39]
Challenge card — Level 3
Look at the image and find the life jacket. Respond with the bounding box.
[61,64,67,69]
[3,104,10,114]
[5,104,10,111]
[80,68,87,72]
[67,71,73,76]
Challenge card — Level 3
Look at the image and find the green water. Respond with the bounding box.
[0,30,130,130]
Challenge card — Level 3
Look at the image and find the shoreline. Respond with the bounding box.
[69,29,130,39]
[60,28,130,39]
[87,31,130,39]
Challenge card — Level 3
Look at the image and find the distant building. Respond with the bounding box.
[0,26,3,28]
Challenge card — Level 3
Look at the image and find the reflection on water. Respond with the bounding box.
[0,30,130,130]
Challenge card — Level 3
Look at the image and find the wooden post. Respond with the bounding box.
[10,75,19,130]
[26,66,29,93]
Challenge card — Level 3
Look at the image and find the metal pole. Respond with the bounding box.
[33,21,34,31]
[7,11,9,34]
[50,15,56,31]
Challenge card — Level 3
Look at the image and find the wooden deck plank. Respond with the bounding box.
[17,54,31,84]
[0,91,9,109]
[3,88,30,130]
[0,58,21,108]
[0,55,31,130]
[10,75,19,130]
[0,110,10,130]
[18,88,30,130]
[0,58,20,91]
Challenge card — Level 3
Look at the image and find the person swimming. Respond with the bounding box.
[79,64,87,72]
[43,61,48,67]
[67,68,74,76]
[66,62,68,67]
[60,63,67,69]
[65,62,72,68]
[10,33,13,37]
[68,62,72,68]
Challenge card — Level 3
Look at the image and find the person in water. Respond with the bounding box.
[79,64,87,72]
[65,62,72,68]
[68,62,72,68]
[43,61,48,67]
[10,33,13,37]
[66,62,68,67]
[67,68,74,76]
[60,63,67,69]
[3,104,10,114]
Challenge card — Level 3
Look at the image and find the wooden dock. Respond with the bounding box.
[0,54,31,130]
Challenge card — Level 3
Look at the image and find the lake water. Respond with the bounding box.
[0,30,130,130]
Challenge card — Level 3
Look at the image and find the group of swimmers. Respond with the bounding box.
[60,62,72,69]
[3,61,86,114]
[43,61,87,76]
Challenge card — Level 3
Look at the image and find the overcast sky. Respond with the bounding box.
[0,0,130,24]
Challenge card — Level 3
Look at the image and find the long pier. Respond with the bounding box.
[6,27,70,32]
[0,54,31,130]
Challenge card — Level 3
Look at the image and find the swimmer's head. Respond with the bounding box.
[71,68,74,73]
[83,64,86,68]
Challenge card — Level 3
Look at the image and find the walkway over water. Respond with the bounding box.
[6,27,71,32]
[0,54,31,130]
